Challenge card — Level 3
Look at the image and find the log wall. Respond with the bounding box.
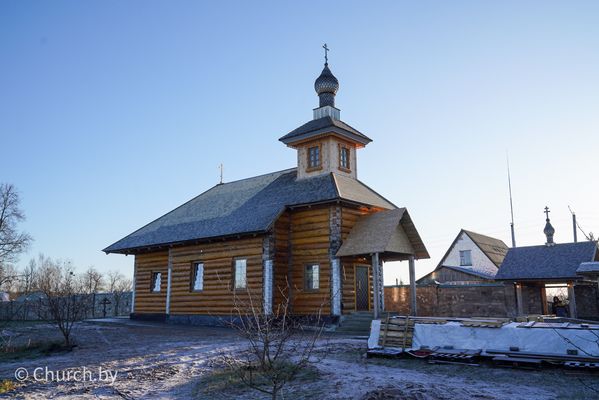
[169,237,263,315]
[132,203,385,317]
[134,251,169,314]
[288,207,331,315]
[133,237,264,316]
[273,211,290,310]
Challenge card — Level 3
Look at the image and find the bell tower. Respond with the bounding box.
[279,45,372,180]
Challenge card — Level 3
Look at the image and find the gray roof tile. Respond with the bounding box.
[103,168,395,254]
[495,241,598,281]
[278,116,372,145]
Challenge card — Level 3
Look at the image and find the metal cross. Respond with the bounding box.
[323,43,329,64]
[544,206,550,220]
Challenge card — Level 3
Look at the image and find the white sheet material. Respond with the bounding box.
[411,322,599,356]
[368,320,381,349]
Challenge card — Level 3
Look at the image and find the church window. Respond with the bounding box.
[151,272,161,292]
[304,264,320,290]
[191,262,204,292]
[308,146,321,169]
[339,145,350,170]
[233,258,247,289]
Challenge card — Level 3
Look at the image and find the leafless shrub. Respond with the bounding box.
[36,258,90,347]
[217,287,328,400]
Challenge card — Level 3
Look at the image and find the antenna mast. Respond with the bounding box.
[507,153,516,247]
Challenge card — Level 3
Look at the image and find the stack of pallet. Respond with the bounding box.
[377,316,415,350]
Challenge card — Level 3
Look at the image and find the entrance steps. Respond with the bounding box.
[335,311,376,336]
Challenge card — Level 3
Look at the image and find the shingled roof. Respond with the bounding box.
[336,208,430,261]
[435,229,508,279]
[495,241,598,281]
[462,230,509,267]
[103,168,395,254]
[278,116,372,146]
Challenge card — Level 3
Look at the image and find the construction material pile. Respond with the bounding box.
[368,315,599,369]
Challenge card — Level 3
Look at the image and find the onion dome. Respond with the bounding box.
[543,206,555,245]
[314,63,339,108]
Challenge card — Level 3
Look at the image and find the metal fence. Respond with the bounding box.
[0,292,132,321]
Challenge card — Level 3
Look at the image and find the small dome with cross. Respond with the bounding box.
[314,44,339,108]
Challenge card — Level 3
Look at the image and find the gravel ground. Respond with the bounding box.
[0,319,598,399]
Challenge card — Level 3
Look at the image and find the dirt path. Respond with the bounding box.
[1,320,598,399]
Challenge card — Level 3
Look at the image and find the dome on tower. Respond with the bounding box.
[314,64,339,96]
[314,64,339,107]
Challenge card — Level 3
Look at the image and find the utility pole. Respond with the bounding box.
[506,153,516,247]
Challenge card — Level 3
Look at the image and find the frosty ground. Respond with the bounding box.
[1,320,598,399]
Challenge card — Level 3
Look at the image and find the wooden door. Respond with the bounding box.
[355,266,369,311]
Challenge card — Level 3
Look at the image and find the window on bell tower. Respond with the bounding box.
[307,145,321,170]
[339,145,350,170]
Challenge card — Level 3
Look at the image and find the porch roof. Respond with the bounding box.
[335,208,429,261]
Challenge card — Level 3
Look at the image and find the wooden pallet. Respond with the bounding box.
[378,316,415,350]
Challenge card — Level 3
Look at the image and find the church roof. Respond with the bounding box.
[103,169,395,254]
[278,116,372,146]
[336,208,430,261]
[495,241,598,281]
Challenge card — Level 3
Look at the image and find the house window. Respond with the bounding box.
[191,262,204,292]
[151,272,161,292]
[339,145,350,170]
[307,146,321,169]
[304,264,320,290]
[459,250,472,266]
[233,259,247,289]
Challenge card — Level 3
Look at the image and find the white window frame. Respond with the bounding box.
[191,262,204,292]
[304,264,320,290]
[234,259,247,290]
[459,250,472,266]
[151,272,161,292]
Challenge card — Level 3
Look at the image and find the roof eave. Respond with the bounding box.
[279,126,372,147]
[103,229,270,255]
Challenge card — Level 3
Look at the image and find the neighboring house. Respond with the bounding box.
[495,209,599,318]
[104,60,429,324]
[418,229,509,285]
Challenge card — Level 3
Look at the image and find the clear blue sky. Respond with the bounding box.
[2,1,599,284]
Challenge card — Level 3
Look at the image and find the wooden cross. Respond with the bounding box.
[323,43,329,64]
[544,206,550,220]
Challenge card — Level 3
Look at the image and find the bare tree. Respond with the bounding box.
[218,288,328,400]
[107,270,131,315]
[81,266,104,294]
[0,183,32,265]
[36,258,88,347]
[17,258,38,295]
[0,263,18,293]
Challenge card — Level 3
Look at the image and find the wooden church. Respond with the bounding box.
[104,53,429,324]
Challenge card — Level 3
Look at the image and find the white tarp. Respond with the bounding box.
[412,322,599,356]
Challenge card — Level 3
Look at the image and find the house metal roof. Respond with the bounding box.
[435,229,508,279]
[495,241,598,281]
[416,265,496,284]
[103,168,395,254]
[278,116,372,146]
[462,230,509,268]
